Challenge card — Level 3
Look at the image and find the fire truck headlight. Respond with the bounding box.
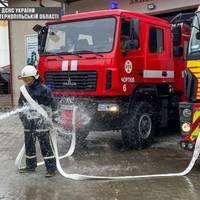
[182,108,192,118]
[181,122,191,133]
[98,104,119,112]
[180,141,187,149]
[109,105,119,112]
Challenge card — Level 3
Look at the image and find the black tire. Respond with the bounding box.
[121,101,157,150]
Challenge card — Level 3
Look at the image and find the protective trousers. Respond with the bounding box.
[24,129,56,171]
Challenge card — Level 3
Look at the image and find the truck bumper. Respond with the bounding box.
[179,102,200,151]
[55,96,129,131]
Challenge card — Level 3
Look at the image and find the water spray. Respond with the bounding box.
[15,85,200,181]
[0,106,28,121]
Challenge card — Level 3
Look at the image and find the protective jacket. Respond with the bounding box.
[18,80,57,129]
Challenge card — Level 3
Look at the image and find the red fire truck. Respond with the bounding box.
[179,8,200,151]
[34,9,190,149]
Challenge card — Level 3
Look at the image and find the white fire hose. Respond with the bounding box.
[15,85,200,180]
[0,106,28,121]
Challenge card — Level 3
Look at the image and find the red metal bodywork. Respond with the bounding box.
[174,24,191,101]
[38,9,184,97]
[37,9,191,133]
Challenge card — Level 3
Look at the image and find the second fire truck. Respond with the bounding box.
[179,8,200,151]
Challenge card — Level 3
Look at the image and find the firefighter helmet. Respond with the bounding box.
[20,65,39,79]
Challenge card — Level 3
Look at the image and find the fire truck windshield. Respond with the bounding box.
[43,17,116,55]
[188,12,200,54]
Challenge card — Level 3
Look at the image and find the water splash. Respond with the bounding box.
[0,106,28,121]
[76,111,91,125]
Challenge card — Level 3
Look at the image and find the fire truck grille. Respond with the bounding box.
[45,71,97,91]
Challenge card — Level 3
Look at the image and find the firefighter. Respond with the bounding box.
[18,65,58,177]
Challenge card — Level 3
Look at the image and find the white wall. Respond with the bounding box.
[65,0,199,14]
[0,21,9,68]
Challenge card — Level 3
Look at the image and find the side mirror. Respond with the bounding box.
[173,46,183,57]
[173,25,181,46]
[196,32,200,40]
[33,25,48,55]
[33,24,43,32]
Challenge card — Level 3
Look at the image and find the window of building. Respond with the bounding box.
[149,27,164,53]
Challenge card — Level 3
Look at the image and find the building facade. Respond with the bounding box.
[62,0,199,15]
[6,0,200,105]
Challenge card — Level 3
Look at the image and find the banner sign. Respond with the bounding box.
[0,7,61,20]
[25,34,38,67]
[0,21,9,68]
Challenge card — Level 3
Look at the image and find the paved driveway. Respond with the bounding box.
[0,112,200,200]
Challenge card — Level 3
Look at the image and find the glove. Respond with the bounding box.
[52,111,60,124]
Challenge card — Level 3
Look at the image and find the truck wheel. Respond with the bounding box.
[121,101,156,150]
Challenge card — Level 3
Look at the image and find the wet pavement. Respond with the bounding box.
[0,112,200,200]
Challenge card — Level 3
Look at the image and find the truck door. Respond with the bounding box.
[119,17,144,95]
[145,25,173,84]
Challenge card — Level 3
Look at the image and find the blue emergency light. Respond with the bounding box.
[109,0,119,9]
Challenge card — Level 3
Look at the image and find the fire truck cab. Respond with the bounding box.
[35,9,190,149]
[179,9,200,151]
